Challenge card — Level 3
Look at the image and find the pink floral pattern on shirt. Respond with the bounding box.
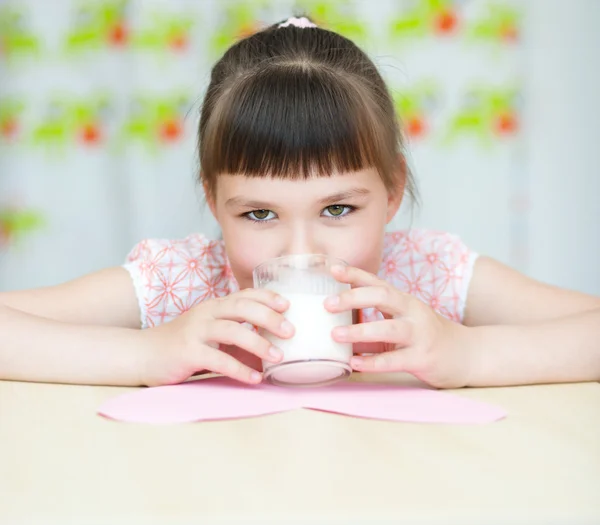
[124,229,478,329]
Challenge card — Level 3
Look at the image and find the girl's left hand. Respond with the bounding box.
[325,264,473,389]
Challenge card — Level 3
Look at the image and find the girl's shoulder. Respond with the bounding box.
[382,228,475,262]
[124,234,234,328]
[125,233,227,267]
[379,228,478,323]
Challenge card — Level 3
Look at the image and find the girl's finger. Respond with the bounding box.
[211,297,295,340]
[189,346,263,384]
[219,343,263,371]
[202,320,284,364]
[332,319,412,345]
[351,349,410,373]
[228,287,290,313]
[330,264,385,288]
[325,285,409,318]
[353,341,387,355]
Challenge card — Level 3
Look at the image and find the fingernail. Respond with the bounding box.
[268,346,283,361]
[351,357,364,369]
[334,326,349,340]
[331,264,345,274]
[325,295,340,307]
[275,296,289,309]
[250,371,263,383]
[281,320,294,335]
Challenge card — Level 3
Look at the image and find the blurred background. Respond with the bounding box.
[0,0,598,295]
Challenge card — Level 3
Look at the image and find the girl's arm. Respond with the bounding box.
[0,267,142,328]
[461,257,600,386]
[0,268,289,386]
[0,304,145,385]
[464,257,600,326]
[462,307,600,386]
[0,268,146,384]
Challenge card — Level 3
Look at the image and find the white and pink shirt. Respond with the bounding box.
[124,229,478,329]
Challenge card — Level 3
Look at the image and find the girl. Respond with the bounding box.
[1,17,599,389]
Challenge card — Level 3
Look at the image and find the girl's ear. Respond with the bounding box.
[386,155,406,223]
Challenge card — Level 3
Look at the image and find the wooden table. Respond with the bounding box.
[1,373,599,525]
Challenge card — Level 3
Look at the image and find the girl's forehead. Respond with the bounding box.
[216,168,382,195]
[214,170,388,212]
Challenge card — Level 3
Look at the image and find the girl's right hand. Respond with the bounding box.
[138,289,294,387]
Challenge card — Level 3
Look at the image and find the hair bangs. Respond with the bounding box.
[200,63,399,190]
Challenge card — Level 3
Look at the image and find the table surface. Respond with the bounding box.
[1,373,599,525]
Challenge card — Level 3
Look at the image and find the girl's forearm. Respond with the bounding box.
[0,304,145,386]
[463,308,600,387]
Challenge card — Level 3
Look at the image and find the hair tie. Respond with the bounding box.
[278,16,317,29]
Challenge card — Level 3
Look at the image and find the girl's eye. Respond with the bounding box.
[245,209,275,221]
[323,205,354,218]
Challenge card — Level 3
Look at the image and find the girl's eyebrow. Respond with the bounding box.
[225,187,371,209]
[225,197,273,209]
[317,187,371,205]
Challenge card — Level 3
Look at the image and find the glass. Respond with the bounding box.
[253,254,353,387]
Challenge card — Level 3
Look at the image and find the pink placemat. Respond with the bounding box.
[98,377,506,425]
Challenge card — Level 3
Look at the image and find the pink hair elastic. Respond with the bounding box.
[278,16,317,29]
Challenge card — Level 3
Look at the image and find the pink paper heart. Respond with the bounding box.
[299,382,506,423]
[98,377,506,425]
[99,377,299,424]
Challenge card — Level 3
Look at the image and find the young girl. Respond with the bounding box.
[1,17,599,389]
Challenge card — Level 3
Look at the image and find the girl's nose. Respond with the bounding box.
[283,228,318,256]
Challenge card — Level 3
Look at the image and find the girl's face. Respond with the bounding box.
[209,169,402,289]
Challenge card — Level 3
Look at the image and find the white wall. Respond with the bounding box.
[1,0,598,296]
[526,0,600,295]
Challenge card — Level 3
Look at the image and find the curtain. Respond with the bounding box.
[0,0,523,291]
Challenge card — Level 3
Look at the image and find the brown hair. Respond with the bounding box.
[198,17,416,202]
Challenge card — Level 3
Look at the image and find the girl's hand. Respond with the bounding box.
[138,289,294,387]
[325,265,473,389]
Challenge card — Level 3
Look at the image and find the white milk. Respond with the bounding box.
[260,293,352,386]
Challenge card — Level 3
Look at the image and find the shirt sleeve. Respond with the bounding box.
[123,238,168,329]
[430,231,479,323]
[123,234,237,328]
[381,229,479,324]
[122,235,231,329]
[450,235,479,323]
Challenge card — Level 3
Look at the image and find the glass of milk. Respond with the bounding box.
[253,254,353,387]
